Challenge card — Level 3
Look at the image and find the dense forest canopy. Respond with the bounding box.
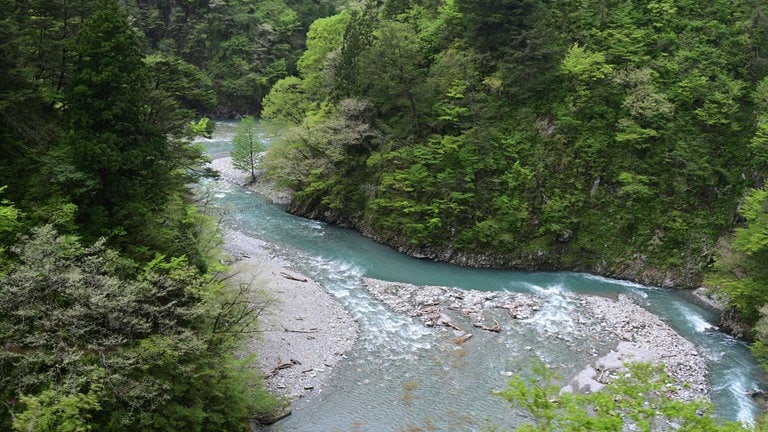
[0,0,345,429]
[4,0,768,428]
[263,0,768,291]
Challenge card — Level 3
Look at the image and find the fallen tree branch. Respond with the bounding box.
[282,324,318,333]
[473,319,501,333]
[277,271,308,282]
[443,321,462,331]
[269,358,302,376]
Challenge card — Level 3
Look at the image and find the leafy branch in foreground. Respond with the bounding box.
[498,362,752,432]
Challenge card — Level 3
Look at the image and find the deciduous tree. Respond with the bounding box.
[231,116,265,183]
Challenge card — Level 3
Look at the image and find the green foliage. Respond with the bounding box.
[498,362,748,432]
[123,0,342,115]
[561,44,613,81]
[705,74,768,346]
[0,186,22,276]
[262,76,312,125]
[263,0,764,287]
[12,384,102,432]
[750,78,768,174]
[359,20,429,134]
[707,188,768,325]
[334,1,379,98]
[231,117,265,183]
[735,189,768,254]
[296,11,350,98]
[64,0,170,240]
[0,186,20,261]
[0,0,290,430]
[264,98,381,221]
[0,226,282,431]
[144,54,217,131]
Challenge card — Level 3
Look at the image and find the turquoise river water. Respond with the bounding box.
[201,122,766,431]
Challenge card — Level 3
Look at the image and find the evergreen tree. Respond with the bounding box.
[63,0,172,244]
[334,1,378,98]
[0,226,283,431]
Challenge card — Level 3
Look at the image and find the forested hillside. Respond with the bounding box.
[262,0,768,290]
[0,0,345,429]
[3,0,768,428]
[123,0,339,116]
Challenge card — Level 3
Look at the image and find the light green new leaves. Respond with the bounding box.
[231,117,264,183]
[733,189,768,255]
[12,384,102,432]
[499,362,748,432]
[561,44,613,81]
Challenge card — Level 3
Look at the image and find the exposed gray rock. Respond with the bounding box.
[363,278,709,403]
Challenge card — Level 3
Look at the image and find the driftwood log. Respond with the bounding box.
[473,319,501,333]
[281,324,318,333]
[276,271,308,282]
[269,358,302,377]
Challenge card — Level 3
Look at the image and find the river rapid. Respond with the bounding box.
[200,121,766,431]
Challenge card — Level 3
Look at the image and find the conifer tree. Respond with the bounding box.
[64,0,170,241]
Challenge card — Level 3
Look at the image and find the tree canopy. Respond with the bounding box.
[262,0,768,290]
[0,0,303,428]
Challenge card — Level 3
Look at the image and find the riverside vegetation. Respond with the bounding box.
[0,0,345,428]
[259,0,768,387]
[261,0,768,291]
[3,0,768,430]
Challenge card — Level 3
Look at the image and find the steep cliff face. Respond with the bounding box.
[719,307,754,341]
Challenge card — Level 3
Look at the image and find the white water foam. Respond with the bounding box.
[523,283,578,334]
[581,273,649,289]
[671,302,717,333]
[714,367,758,425]
[299,219,325,230]
[299,254,433,358]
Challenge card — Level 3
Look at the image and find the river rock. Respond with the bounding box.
[572,295,708,402]
[254,406,292,425]
[363,277,710,403]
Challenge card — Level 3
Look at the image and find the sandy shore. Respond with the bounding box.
[212,155,363,414]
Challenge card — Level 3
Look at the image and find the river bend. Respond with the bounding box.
[201,122,766,430]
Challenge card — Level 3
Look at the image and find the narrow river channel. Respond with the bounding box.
[201,121,766,431]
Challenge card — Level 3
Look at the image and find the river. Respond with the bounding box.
[201,121,766,430]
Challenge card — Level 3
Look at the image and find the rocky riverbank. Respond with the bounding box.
[212,154,709,414]
[209,156,292,204]
[223,230,359,408]
[362,278,709,402]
